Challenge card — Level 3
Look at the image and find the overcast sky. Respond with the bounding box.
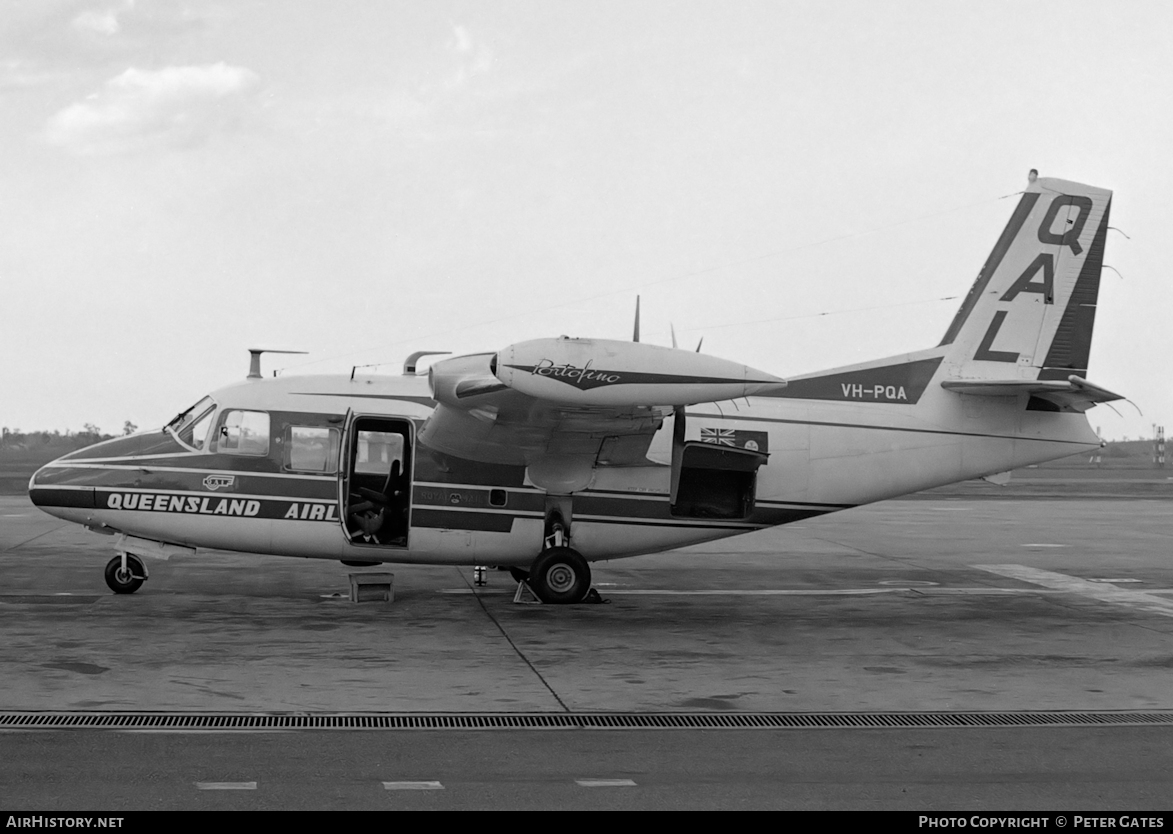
[1,0,1168,440]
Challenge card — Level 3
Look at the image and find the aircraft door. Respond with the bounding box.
[339,414,414,548]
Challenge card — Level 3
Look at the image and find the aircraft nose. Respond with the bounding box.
[28,460,57,509]
[27,456,94,518]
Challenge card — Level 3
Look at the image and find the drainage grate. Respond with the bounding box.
[2,711,1172,731]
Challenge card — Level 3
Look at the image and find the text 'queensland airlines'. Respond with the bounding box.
[30,173,1123,604]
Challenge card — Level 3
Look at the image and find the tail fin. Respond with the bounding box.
[939,175,1112,381]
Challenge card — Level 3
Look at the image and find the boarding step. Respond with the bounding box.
[349,572,394,603]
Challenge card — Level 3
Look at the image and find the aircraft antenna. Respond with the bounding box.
[632,296,640,343]
[404,351,452,375]
[247,348,307,380]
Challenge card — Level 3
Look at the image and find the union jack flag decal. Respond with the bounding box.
[700,427,736,446]
[699,428,769,453]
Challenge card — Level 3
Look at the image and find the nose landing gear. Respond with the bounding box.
[104,553,147,594]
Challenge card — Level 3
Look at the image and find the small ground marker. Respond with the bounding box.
[383,781,444,790]
[576,778,637,787]
[196,781,256,790]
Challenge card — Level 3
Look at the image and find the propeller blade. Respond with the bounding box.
[633,296,640,343]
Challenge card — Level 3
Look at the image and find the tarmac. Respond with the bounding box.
[2,493,1172,809]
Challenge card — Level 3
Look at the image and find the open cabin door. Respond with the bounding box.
[339,412,415,549]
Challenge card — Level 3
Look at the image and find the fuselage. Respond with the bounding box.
[28,350,1100,568]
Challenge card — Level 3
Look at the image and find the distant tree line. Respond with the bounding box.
[0,422,138,455]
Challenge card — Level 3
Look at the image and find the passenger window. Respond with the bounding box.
[285,426,340,473]
[216,410,270,456]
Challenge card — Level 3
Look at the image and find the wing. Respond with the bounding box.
[941,375,1124,413]
[418,341,786,472]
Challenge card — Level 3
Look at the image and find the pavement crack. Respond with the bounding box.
[458,568,571,712]
[2,525,67,553]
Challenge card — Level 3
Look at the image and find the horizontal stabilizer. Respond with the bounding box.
[941,376,1124,413]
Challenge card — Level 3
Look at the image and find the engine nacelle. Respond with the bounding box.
[427,352,501,408]
[493,338,785,406]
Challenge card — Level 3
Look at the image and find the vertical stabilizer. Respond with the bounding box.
[939,175,1112,380]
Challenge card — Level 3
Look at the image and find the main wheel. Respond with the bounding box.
[528,547,591,605]
[104,554,145,595]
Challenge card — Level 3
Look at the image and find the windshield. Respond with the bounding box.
[167,396,217,451]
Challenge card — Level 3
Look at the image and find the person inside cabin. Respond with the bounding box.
[347,429,409,544]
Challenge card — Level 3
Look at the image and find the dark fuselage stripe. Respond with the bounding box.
[33,466,338,499]
[30,487,343,522]
[30,485,814,532]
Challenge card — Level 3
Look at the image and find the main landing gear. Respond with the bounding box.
[509,504,603,605]
[104,553,147,595]
[526,546,591,605]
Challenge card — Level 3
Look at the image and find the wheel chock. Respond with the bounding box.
[512,581,542,605]
[582,588,610,604]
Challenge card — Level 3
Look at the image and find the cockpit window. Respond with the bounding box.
[186,409,215,450]
[168,396,217,452]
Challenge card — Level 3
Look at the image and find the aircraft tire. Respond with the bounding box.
[104,554,145,595]
[528,547,590,605]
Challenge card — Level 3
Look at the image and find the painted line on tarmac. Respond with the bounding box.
[974,565,1173,619]
[449,588,903,596]
[447,588,1064,596]
[910,588,1063,595]
[383,781,443,790]
[611,589,912,596]
[577,778,637,787]
[609,588,1075,596]
[196,781,256,790]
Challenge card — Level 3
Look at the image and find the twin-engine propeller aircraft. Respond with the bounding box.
[30,174,1123,604]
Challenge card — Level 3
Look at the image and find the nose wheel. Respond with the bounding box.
[527,546,591,604]
[104,554,146,594]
